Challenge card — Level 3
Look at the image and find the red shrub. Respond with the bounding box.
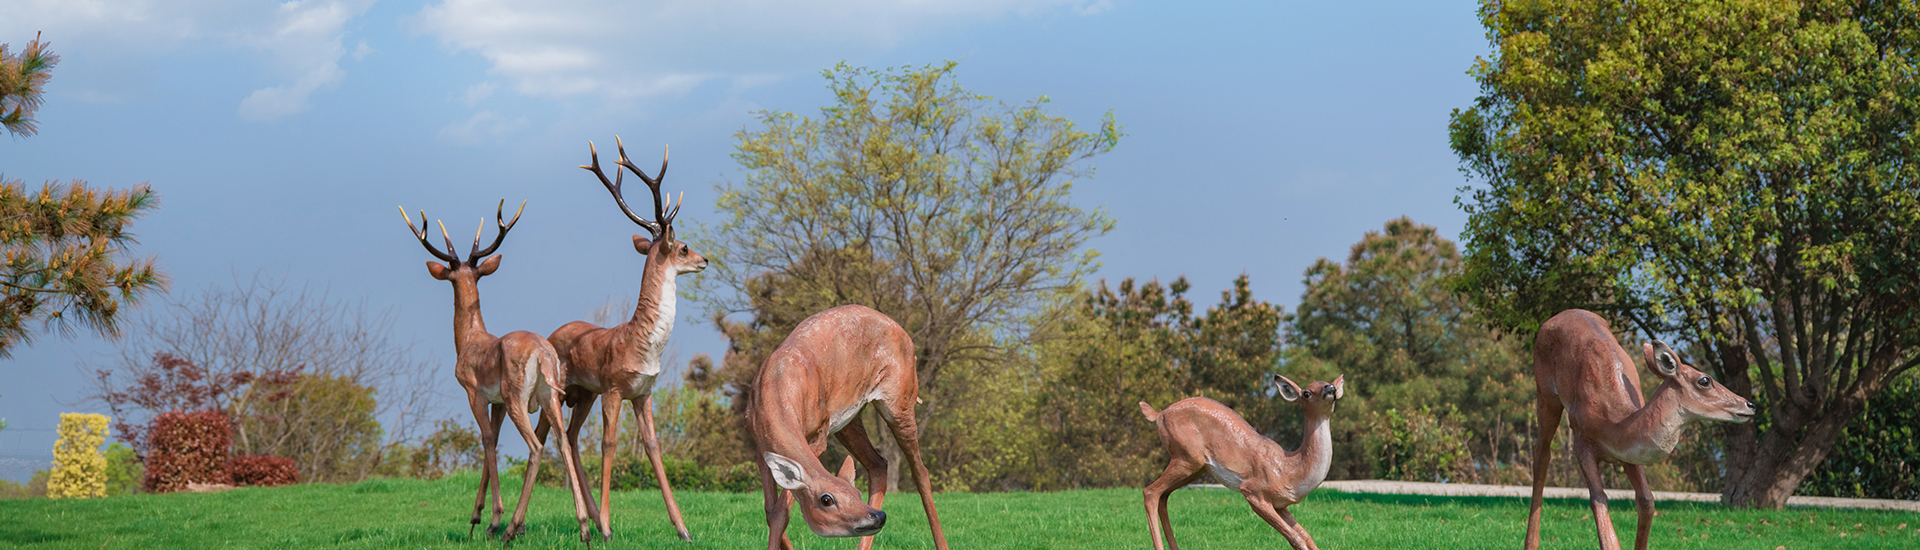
[143,410,233,493]
[229,454,298,487]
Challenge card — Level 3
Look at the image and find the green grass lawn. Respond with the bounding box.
[1,473,1914,549]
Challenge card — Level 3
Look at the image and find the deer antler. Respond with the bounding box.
[400,206,462,265]
[612,138,675,229]
[579,137,667,237]
[470,199,526,260]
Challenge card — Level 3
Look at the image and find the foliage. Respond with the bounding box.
[0,32,56,136]
[375,419,481,480]
[1357,406,1474,483]
[1035,274,1283,489]
[1283,217,1531,480]
[102,443,141,496]
[604,455,758,493]
[235,374,383,483]
[49,413,109,499]
[229,455,299,487]
[0,478,29,499]
[84,276,433,481]
[1450,0,1920,507]
[1,477,1915,549]
[694,60,1121,441]
[1802,371,1919,500]
[142,410,232,493]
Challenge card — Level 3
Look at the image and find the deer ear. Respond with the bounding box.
[837,456,857,485]
[764,452,809,491]
[1642,341,1680,377]
[633,234,653,254]
[475,255,503,276]
[426,261,452,280]
[1274,374,1302,402]
[1330,374,1346,399]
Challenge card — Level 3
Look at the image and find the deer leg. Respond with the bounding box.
[1142,460,1204,550]
[635,394,693,541]
[1245,497,1312,550]
[1278,507,1320,550]
[565,391,603,537]
[487,403,509,539]
[541,389,598,545]
[504,402,545,545]
[1572,438,1623,550]
[465,395,496,539]
[757,456,797,550]
[1626,463,1653,550]
[1524,391,1564,550]
[879,400,949,550]
[835,417,890,550]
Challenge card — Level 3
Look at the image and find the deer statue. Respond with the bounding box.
[398,201,600,546]
[1139,374,1346,550]
[747,304,951,550]
[1524,309,1756,550]
[538,137,705,541]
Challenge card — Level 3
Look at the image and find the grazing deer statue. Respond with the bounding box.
[1524,309,1756,550]
[748,305,950,550]
[399,201,600,546]
[539,137,705,541]
[1139,374,1345,550]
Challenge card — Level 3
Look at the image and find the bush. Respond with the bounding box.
[607,455,758,493]
[374,419,480,480]
[49,413,110,499]
[230,454,299,487]
[143,410,232,493]
[1359,406,1474,483]
[1802,371,1919,500]
[103,442,143,496]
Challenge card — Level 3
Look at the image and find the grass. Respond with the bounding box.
[0,473,1914,549]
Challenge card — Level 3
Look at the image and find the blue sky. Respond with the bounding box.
[0,0,1486,481]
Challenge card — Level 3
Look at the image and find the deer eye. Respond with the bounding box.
[819,493,836,507]
[1695,376,1711,389]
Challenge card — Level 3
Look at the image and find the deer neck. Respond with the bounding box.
[449,279,490,350]
[1278,408,1334,494]
[615,253,677,374]
[1603,380,1689,464]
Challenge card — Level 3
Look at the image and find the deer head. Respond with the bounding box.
[1274,373,1345,413]
[1641,341,1755,423]
[763,452,887,537]
[400,199,525,285]
[580,137,709,275]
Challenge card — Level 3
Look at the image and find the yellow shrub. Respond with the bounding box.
[49,413,110,499]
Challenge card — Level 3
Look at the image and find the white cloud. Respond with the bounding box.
[352,40,375,60]
[0,0,375,122]
[462,82,497,106]
[411,0,1107,101]
[438,110,526,145]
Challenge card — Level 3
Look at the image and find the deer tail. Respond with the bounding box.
[1138,401,1162,422]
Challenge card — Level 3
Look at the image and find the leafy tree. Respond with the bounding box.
[696,61,1119,487]
[1449,0,1920,507]
[0,34,166,357]
[1799,370,1917,500]
[1036,275,1283,489]
[1284,217,1531,480]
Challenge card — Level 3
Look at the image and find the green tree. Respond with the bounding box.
[0,34,166,357]
[1284,217,1531,480]
[1449,0,1920,507]
[696,61,1120,484]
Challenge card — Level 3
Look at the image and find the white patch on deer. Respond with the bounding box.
[828,387,886,433]
[479,383,504,404]
[638,276,677,378]
[522,354,548,412]
[1206,458,1245,490]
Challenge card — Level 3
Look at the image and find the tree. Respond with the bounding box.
[0,34,167,357]
[695,61,1119,453]
[1284,217,1531,480]
[83,275,437,482]
[1449,0,1920,507]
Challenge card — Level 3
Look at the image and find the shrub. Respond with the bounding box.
[49,413,110,499]
[230,454,299,487]
[143,410,232,493]
[1359,406,1475,483]
[102,442,142,496]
